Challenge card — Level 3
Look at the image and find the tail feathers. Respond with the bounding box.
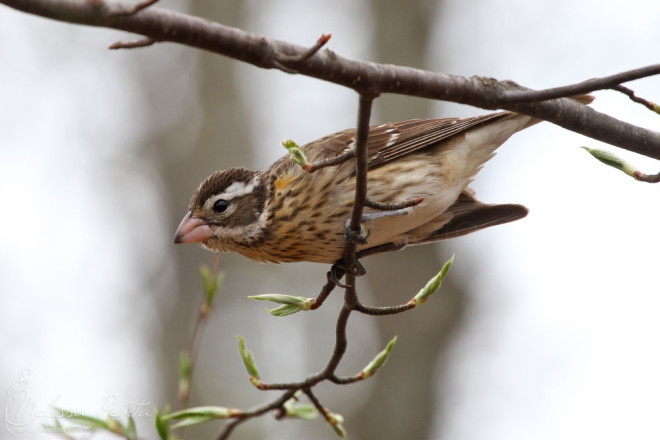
[356,191,527,259]
[414,191,528,244]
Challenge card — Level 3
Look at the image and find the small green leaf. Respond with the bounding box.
[267,304,304,317]
[582,147,638,177]
[106,414,125,435]
[169,416,214,430]
[178,352,191,400]
[326,410,346,438]
[53,407,108,430]
[360,336,397,380]
[236,335,261,381]
[285,404,318,420]
[125,412,137,440]
[200,265,224,306]
[164,406,241,429]
[283,392,318,420]
[410,255,454,306]
[155,408,170,440]
[248,294,314,316]
[282,139,309,168]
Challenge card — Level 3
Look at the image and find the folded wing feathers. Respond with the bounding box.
[367,112,511,169]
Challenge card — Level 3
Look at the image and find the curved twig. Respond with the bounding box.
[611,85,660,114]
[495,65,660,103]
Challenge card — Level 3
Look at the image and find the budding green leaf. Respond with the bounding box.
[409,255,454,307]
[164,406,241,429]
[582,147,638,178]
[179,352,191,378]
[286,404,318,420]
[360,336,397,380]
[106,415,121,433]
[326,411,347,439]
[200,265,223,306]
[282,139,309,168]
[125,413,137,440]
[281,390,318,420]
[53,407,108,430]
[248,294,314,316]
[155,409,169,440]
[178,352,192,400]
[236,335,261,382]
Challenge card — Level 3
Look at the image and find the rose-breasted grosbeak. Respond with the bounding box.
[174,96,592,264]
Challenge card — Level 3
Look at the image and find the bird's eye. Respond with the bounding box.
[212,199,230,214]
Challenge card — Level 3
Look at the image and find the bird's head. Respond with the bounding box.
[174,168,268,252]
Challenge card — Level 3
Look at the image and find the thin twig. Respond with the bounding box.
[496,65,660,103]
[329,374,364,385]
[275,33,332,64]
[311,276,341,309]
[354,302,415,316]
[216,390,297,440]
[179,256,222,408]
[109,37,156,50]
[269,33,331,74]
[305,149,356,172]
[110,0,160,16]
[342,95,375,266]
[634,170,660,182]
[611,85,660,114]
[302,388,333,426]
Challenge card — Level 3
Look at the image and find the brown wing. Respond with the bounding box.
[292,94,592,171]
[365,113,511,169]
[297,112,512,170]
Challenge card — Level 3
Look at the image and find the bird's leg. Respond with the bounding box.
[342,207,413,245]
[327,265,348,288]
[333,207,412,285]
[328,242,407,287]
[343,218,369,244]
[362,206,414,223]
[328,258,366,288]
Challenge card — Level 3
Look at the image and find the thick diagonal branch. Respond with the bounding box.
[3,0,660,158]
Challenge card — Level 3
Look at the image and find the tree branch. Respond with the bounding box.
[4,0,660,158]
[496,65,660,103]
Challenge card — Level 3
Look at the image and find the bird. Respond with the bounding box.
[174,95,593,264]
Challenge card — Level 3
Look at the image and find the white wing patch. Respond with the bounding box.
[385,131,399,148]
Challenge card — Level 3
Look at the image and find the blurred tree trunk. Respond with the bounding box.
[348,1,466,439]
[146,0,255,436]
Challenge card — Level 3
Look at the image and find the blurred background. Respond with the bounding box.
[1,0,659,439]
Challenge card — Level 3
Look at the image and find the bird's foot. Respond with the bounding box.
[343,219,369,244]
[328,258,366,287]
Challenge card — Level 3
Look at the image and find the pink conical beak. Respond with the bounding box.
[174,211,213,244]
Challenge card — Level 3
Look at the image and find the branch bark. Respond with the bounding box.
[4,0,660,158]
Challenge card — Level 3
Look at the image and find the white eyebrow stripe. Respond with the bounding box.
[218,176,260,200]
